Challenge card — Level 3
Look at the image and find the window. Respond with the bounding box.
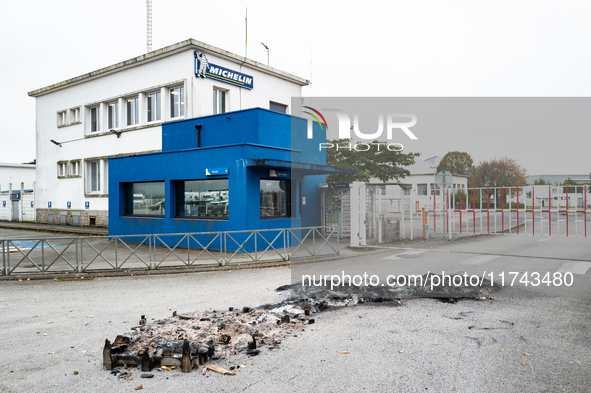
[57,162,67,178]
[170,86,185,118]
[380,186,386,196]
[260,179,291,219]
[430,183,440,196]
[147,91,161,122]
[90,106,100,132]
[70,160,80,177]
[57,111,67,127]
[176,179,229,219]
[107,102,118,129]
[126,182,165,216]
[403,186,411,196]
[126,97,139,126]
[417,184,428,196]
[86,159,108,194]
[213,88,226,114]
[70,107,80,123]
[269,101,287,114]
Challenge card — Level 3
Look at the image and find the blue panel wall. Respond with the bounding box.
[109,108,328,251]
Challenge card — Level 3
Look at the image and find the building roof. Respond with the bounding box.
[0,163,36,169]
[526,174,591,185]
[405,156,442,175]
[28,39,310,97]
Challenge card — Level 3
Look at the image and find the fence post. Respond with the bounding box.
[254,230,258,262]
[222,233,226,266]
[284,229,289,261]
[150,235,154,270]
[2,240,7,275]
[76,238,80,273]
[336,226,340,256]
[80,237,84,273]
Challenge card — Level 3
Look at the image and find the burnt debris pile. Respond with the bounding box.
[103,304,315,373]
[103,271,498,373]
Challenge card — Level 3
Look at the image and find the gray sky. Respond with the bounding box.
[2,0,591,174]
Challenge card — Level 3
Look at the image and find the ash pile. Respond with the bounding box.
[103,271,498,373]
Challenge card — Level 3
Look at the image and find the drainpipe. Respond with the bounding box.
[195,124,202,147]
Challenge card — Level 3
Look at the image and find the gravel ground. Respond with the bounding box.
[1,240,590,392]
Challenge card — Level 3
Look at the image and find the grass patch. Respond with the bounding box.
[56,276,94,282]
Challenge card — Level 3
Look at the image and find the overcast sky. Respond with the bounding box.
[2,0,590,174]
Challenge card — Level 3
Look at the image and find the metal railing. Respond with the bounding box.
[0,226,339,276]
[414,185,590,239]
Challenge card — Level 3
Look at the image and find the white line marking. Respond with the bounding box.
[557,262,591,275]
[460,255,500,265]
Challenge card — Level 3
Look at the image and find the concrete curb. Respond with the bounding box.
[0,221,107,236]
[0,252,362,282]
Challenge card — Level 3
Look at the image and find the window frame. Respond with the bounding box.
[175,178,229,220]
[430,183,440,196]
[126,96,139,127]
[107,101,119,129]
[85,158,108,195]
[169,85,185,119]
[124,181,166,217]
[213,87,226,114]
[69,160,81,178]
[269,101,288,114]
[57,111,67,127]
[57,161,68,178]
[260,178,291,219]
[146,91,161,123]
[69,106,81,124]
[417,183,428,196]
[89,105,100,133]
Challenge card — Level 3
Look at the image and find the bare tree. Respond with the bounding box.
[469,157,527,188]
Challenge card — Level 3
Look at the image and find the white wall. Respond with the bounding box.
[33,46,304,217]
[0,194,10,221]
[368,174,468,210]
[0,192,34,222]
[0,164,36,191]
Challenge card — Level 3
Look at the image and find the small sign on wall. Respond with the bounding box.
[85,201,90,210]
[48,201,52,208]
[302,197,306,205]
[30,201,34,208]
[269,170,290,178]
[206,168,229,176]
[2,201,5,208]
[67,202,71,209]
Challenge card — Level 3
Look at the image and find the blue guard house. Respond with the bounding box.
[108,108,353,250]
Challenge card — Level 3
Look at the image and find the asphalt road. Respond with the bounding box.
[0,234,589,392]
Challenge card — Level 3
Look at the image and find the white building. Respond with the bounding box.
[0,163,36,192]
[0,163,36,222]
[28,39,308,227]
[369,156,469,210]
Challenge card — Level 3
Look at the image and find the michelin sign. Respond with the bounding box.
[195,51,254,89]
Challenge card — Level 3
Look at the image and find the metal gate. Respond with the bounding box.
[350,182,403,246]
[426,185,590,238]
[11,201,19,222]
[322,186,351,238]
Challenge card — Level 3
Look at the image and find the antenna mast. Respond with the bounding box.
[146,0,153,52]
